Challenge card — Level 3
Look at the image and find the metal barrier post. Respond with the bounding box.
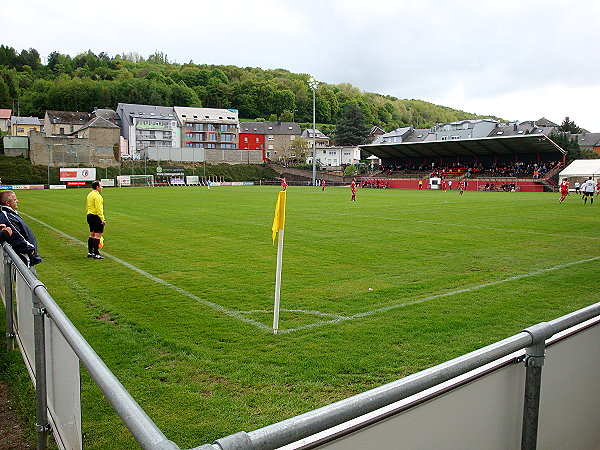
[520,322,555,450]
[32,288,50,450]
[3,249,15,349]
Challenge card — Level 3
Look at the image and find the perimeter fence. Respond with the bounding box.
[1,241,599,449]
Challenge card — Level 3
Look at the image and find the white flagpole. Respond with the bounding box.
[273,229,285,334]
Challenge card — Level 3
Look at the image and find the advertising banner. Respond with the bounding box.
[49,185,67,190]
[100,178,115,187]
[60,168,96,182]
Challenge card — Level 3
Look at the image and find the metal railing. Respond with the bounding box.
[2,240,599,449]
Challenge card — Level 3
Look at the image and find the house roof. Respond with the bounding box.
[0,109,12,120]
[92,108,118,122]
[535,117,559,127]
[576,133,600,148]
[46,110,90,124]
[240,122,300,135]
[301,128,329,139]
[174,106,238,124]
[116,103,176,125]
[82,116,119,129]
[361,134,566,160]
[11,116,42,126]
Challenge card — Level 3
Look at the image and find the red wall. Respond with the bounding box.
[239,133,266,160]
[384,179,544,192]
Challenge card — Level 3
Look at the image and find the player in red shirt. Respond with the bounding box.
[441,179,447,191]
[321,179,326,191]
[281,177,287,191]
[596,181,600,197]
[559,179,569,203]
[458,180,466,195]
[351,179,357,201]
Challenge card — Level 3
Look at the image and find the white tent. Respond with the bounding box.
[558,159,600,181]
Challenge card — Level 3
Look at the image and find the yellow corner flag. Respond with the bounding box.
[272,190,287,244]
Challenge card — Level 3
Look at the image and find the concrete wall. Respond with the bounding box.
[28,131,119,167]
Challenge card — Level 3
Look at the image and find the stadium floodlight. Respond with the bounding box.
[308,77,319,186]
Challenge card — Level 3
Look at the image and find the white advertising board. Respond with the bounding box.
[60,168,96,182]
[100,178,115,187]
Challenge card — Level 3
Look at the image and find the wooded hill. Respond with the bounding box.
[0,46,501,131]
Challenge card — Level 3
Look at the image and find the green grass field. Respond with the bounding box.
[4,186,600,448]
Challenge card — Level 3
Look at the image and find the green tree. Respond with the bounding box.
[550,131,581,163]
[557,117,582,134]
[0,78,10,108]
[334,103,371,146]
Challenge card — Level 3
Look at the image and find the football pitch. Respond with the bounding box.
[11,185,600,448]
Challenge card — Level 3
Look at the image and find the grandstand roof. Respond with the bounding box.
[360,134,566,159]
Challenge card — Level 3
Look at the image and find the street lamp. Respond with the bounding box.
[308,77,318,186]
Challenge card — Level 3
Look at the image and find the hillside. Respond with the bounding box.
[0,46,502,132]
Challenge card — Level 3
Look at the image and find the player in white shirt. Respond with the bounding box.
[581,177,595,205]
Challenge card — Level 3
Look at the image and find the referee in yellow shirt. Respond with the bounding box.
[86,181,105,259]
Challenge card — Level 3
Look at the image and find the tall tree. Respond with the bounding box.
[557,117,582,134]
[334,103,371,146]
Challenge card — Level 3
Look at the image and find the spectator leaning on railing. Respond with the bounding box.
[0,190,43,273]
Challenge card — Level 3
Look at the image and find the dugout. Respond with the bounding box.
[361,134,566,168]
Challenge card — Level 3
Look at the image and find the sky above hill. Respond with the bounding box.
[2,0,598,130]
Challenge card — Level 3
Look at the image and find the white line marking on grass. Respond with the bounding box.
[278,256,600,334]
[24,213,600,335]
[22,213,272,331]
[239,309,348,319]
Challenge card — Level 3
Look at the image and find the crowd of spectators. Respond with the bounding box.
[378,161,560,179]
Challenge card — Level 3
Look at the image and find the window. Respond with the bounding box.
[290,135,295,140]
[268,136,274,141]
[207,124,216,132]
[268,145,274,150]
[255,138,259,143]
[244,137,248,143]
[220,125,228,132]
[209,133,217,141]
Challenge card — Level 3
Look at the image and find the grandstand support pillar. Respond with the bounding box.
[520,322,554,450]
[33,288,51,450]
[3,249,15,349]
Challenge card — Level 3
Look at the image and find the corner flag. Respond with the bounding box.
[272,191,286,244]
[272,190,287,334]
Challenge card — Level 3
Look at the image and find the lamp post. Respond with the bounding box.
[308,77,318,186]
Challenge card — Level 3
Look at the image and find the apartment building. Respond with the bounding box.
[115,103,180,155]
[174,107,239,150]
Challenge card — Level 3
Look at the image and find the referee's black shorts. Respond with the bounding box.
[87,214,104,233]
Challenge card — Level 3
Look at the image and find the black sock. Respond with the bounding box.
[93,238,100,254]
[88,238,94,254]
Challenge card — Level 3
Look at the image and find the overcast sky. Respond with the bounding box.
[2,0,598,130]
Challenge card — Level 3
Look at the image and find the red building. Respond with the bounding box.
[239,133,265,158]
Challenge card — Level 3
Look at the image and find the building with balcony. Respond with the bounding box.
[174,107,239,151]
[115,103,180,156]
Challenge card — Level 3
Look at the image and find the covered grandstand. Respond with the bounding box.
[360,134,566,192]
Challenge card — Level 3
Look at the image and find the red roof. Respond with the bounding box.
[0,109,12,119]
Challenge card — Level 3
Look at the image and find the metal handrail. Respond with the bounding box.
[2,243,179,450]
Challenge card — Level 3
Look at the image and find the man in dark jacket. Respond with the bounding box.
[0,190,42,269]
